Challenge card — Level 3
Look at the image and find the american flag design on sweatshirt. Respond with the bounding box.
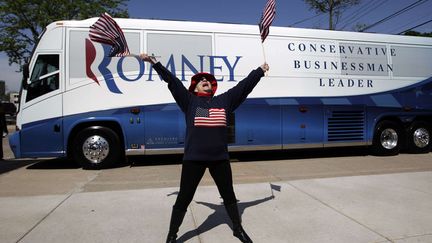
[194,107,226,127]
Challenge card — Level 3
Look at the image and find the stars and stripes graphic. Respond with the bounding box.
[89,12,130,57]
[259,0,276,43]
[194,107,226,127]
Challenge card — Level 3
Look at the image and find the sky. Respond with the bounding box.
[1,0,431,93]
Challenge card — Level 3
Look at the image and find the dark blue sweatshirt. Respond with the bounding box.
[153,62,265,161]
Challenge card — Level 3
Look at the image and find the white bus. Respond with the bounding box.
[9,17,432,169]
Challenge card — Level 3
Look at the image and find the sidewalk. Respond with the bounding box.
[1,171,432,243]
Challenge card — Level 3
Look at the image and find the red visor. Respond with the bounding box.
[189,72,218,95]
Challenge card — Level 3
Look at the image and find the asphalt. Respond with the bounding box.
[1,171,432,243]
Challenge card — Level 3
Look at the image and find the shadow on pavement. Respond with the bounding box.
[231,146,370,162]
[130,147,370,167]
[175,187,278,243]
[129,154,183,167]
[26,158,81,170]
[0,159,36,175]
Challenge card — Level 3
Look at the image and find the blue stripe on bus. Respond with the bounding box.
[12,75,432,158]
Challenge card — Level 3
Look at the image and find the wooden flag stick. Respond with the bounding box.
[125,54,161,58]
[261,42,269,76]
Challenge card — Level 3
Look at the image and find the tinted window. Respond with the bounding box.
[69,30,140,85]
[392,46,432,77]
[26,54,59,102]
[147,33,212,73]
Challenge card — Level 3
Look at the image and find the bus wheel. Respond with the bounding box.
[372,120,402,156]
[406,121,432,153]
[72,126,122,169]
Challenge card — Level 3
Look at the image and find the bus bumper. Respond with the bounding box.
[8,131,21,158]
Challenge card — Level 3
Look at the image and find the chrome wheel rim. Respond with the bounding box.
[413,128,430,148]
[380,128,398,150]
[82,135,109,164]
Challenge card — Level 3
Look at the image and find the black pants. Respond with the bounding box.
[173,160,237,211]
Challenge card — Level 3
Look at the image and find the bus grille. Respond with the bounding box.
[327,110,365,142]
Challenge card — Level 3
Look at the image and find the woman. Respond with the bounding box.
[140,53,269,243]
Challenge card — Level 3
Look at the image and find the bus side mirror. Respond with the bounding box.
[22,63,29,90]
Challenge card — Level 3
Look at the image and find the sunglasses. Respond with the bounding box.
[198,77,209,82]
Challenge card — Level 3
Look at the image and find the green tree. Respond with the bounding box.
[304,0,361,30]
[0,0,129,68]
[403,31,432,37]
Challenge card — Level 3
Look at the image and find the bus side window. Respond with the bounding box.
[26,54,60,102]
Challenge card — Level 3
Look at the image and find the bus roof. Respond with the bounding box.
[47,17,432,46]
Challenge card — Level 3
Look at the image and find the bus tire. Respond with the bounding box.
[72,126,122,170]
[406,121,432,154]
[372,120,402,156]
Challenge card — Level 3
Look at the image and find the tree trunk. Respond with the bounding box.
[329,0,334,30]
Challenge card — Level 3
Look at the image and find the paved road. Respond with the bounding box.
[1,131,432,197]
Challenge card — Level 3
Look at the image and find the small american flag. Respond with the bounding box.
[259,0,276,43]
[194,108,226,127]
[89,13,130,57]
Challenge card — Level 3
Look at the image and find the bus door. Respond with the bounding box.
[20,53,64,157]
[120,106,146,155]
[282,101,324,149]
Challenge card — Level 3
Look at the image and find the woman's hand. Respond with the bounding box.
[260,63,269,73]
[139,53,157,64]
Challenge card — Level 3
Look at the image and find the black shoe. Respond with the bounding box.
[166,234,177,243]
[165,208,186,243]
[233,225,253,243]
[225,203,253,243]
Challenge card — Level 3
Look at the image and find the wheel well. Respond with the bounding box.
[374,116,404,138]
[374,116,403,131]
[410,117,432,127]
[66,121,125,158]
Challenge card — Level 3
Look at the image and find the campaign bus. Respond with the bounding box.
[9,17,432,169]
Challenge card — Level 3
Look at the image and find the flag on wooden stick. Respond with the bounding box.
[89,13,130,57]
[259,0,276,43]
